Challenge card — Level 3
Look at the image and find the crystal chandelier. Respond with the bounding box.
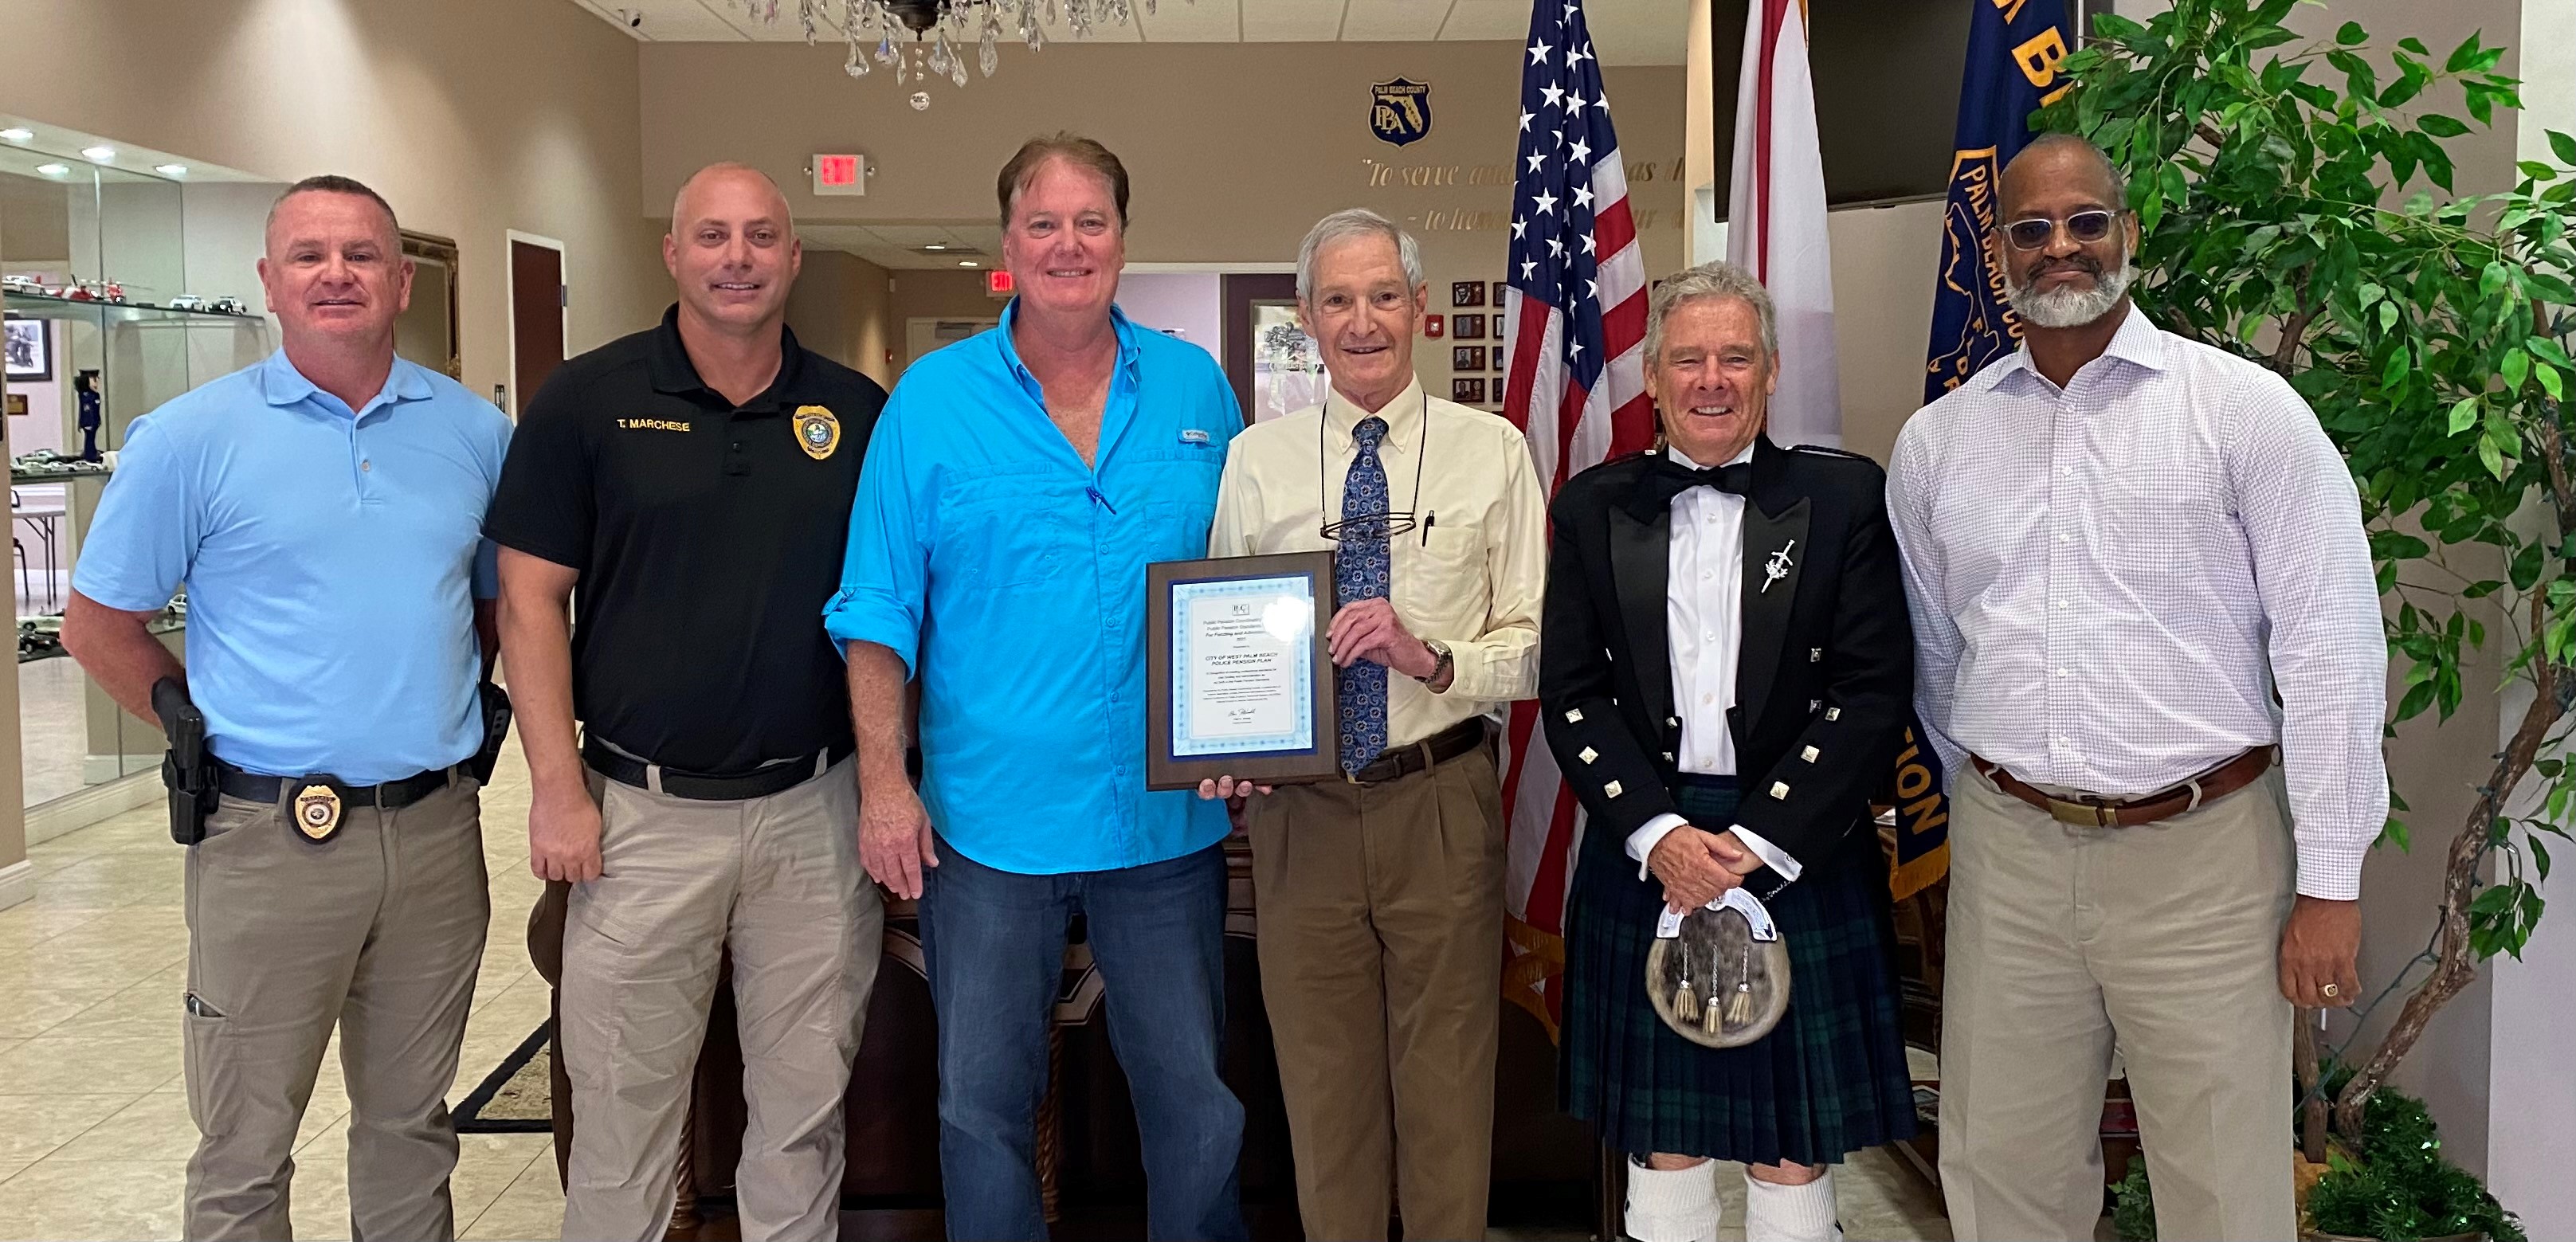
[732,0,1160,105]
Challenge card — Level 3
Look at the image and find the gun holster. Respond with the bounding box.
[154,678,218,847]
[465,681,513,786]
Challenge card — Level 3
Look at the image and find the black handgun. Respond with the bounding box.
[465,681,514,785]
[155,678,218,846]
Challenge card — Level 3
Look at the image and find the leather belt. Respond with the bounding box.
[1344,719,1488,786]
[585,735,849,802]
[214,760,457,810]
[1970,746,2276,829]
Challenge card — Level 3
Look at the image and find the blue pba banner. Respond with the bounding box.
[1923,0,2076,403]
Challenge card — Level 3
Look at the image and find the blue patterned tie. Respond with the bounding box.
[1337,416,1393,774]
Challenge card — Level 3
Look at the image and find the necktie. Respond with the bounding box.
[1336,416,1392,775]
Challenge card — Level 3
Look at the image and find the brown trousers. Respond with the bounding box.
[1939,766,2298,1242]
[183,777,490,1242]
[1244,745,1508,1242]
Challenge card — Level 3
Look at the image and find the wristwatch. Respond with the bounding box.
[1414,638,1454,688]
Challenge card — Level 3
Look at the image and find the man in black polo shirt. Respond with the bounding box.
[486,162,888,1242]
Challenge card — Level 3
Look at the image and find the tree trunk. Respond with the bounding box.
[2333,662,2561,1134]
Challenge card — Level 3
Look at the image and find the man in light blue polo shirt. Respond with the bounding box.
[827,135,1246,1242]
[61,175,512,1242]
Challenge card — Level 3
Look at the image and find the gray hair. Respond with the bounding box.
[1645,261,1778,363]
[1296,208,1425,302]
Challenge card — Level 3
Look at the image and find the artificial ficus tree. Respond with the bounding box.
[2037,0,2566,1138]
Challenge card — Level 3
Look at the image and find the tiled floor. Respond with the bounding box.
[0,749,561,1241]
[0,745,1958,1241]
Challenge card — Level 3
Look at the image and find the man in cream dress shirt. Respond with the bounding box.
[1202,208,1547,1241]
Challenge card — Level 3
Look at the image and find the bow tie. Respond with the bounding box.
[1637,456,1754,511]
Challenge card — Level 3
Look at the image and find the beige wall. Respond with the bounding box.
[0,0,670,398]
[786,249,897,387]
[641,41,1687,402]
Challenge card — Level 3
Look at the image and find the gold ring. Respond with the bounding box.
[2320,983,2342,998]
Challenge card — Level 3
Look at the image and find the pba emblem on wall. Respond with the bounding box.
[1370,78,1432,147]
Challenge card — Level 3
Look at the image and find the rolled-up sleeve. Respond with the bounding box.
[824,393,930,674]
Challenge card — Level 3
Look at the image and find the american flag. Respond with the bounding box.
[1495,0,1653,1036]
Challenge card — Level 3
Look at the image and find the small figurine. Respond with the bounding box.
[74,369,102,462]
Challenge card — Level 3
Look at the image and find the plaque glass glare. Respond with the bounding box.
[1146,550,1340,789]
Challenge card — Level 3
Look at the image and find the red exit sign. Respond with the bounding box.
[811,153,865,197]
[986,269,1014,296]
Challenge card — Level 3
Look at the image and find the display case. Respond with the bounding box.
[1,141,275,813]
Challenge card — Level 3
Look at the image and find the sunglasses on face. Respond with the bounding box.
[2003,210,2121,251]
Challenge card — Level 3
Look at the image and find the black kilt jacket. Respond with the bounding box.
[1538,435,1915,890]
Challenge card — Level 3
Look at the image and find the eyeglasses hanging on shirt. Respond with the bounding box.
[1317,392,1437,547]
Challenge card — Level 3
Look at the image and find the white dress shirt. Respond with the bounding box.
[1623,443,1802,884]
[1886,305,2387,900]
[1208,377,1550,746]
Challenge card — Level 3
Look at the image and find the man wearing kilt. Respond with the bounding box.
[1539,261,1918,1242]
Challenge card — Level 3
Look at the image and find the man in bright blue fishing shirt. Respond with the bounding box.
[823,133,1247,1242]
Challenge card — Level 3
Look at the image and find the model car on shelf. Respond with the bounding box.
[168,294,208,311]
[210,296,250,315]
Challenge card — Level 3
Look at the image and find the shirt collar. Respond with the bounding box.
[1664,439,1756,472]
[1323,375,1428,456]
[645,303,810,411]
[257,348,434,419]
[994,299,1143,394]
[1982,300,2169,394]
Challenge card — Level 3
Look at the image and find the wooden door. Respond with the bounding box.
[509,238,565,416]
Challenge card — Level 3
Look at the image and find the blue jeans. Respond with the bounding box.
[918,837,1248,1242]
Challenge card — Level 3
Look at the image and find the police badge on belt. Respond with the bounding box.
[289,780,347,843]
[1646,889,1790,1048]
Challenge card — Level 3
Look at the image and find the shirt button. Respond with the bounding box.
[2060,532,2074,543]
[2055,668,2069,677]
[2055,599,2068,609]
[1702,693,1715,705]
[360,460,371,472]
[2058,465,2072,476]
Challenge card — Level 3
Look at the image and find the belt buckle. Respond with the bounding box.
[2047,795,2119,829]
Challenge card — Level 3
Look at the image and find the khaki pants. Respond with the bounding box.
[183,776,490,1242]
[1939,766,2297,1242]
[558,756,883,1242]
[1244,746,1507,1242]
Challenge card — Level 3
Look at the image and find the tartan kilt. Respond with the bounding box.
[1559,777,1918,1166]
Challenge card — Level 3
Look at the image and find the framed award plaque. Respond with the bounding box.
[1146,551,1341,790]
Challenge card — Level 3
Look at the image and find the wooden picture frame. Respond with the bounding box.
[1453,313,1485,340]
[1453,346,1486,370]
[1146,551,1342,791]
[1450,280,1486,308]
[3,316,52,384]
[1452,377,1487,403]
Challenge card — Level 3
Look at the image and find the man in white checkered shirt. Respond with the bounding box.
[1888,133,2386,1242]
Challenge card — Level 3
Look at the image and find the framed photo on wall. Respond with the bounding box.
[1453,314,1485,340]
[1453,346,1485,370]
[1452,377,1487,404]
[2,316,50,383]
[1492,280,1510,306]
[1492,347,1507,372]
[1450,281,1485,308]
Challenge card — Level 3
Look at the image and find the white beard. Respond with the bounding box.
[2006,257,2135,329]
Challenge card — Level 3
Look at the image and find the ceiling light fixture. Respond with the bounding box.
[0,127,31,143]
[727,0,1167,105]
[155,163,187,178]
[36,163,69,177]
[921,243,949,251]
[80,145,115,162]
[958,260,978,267]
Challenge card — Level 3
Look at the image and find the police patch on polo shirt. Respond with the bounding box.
[793,406,841,460]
